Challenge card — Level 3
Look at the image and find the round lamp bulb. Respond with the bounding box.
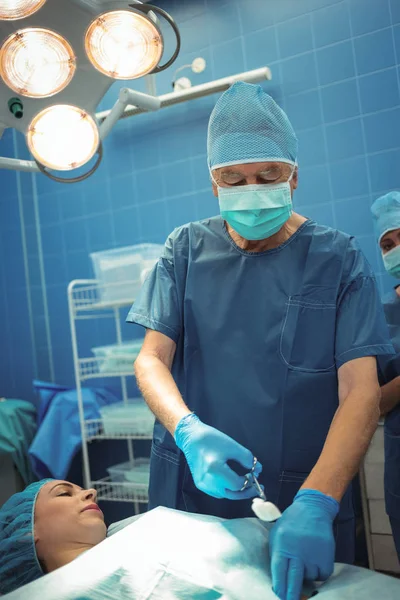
[0,28,76,98]
[0,0,46,20]
[192,57,206,74]
[174,76,192,91]
[85,9,163,80]
[27,105,99,171]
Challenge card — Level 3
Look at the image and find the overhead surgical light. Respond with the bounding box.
[0,0,46,21]
[85,10,162,80]
[0,0,180,182]
[0,28,76,98]
[86,3,180,80]
[27,105,100,171]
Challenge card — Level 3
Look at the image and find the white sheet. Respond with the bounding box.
[4,507,400,599]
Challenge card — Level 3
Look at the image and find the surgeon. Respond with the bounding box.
[128,81,393,600]
[371,191,400,561]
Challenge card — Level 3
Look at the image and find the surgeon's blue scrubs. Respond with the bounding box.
[379,288,400,560]
[127,216,393,564]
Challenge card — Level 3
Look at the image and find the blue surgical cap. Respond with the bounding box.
[371,191,400,242]
[0,479,53,595]
[207,81,298,170]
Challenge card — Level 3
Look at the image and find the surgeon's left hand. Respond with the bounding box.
[269,489,339,600]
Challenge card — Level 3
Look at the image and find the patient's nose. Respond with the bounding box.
[82,487,98,502]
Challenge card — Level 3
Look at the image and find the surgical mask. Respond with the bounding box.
[217,173,294,241]
[383,245,400,279]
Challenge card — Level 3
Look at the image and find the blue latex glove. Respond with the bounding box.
[269,489,339,600]
[174,413,262,500]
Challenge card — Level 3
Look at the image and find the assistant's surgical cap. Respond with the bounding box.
[207,81,298,170]
[371,191,400,242]
[0,479,53,594]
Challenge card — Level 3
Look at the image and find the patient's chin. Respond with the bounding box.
[89,521,107,544]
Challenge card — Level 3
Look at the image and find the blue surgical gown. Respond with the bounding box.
[378,288,400,557]
[127,216,393,560]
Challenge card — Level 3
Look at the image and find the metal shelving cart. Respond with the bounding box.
[68,279,152,515]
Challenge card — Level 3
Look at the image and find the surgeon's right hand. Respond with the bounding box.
[174,413,262,500]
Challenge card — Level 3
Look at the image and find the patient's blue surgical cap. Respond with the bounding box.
[371,191,400,242]
[0,479,53,594]
[207,81,298,170]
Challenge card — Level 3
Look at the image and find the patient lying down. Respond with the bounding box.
[1,479,399,600]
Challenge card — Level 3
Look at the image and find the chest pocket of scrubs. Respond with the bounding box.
[280,294,336,373]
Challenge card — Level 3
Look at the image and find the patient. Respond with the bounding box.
[0,479,107,594]
[0,479,310,599]
[1,479,400,600]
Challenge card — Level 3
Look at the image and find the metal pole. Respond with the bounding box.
[145,74,157,97]
[99,98,128,141]
[0,156,40,172]
[114,308,130,412]
[68,281,92,489]
[99,88,161,140]
[114,306,139,513]
[96,67,272,122]
[121,88,161,111]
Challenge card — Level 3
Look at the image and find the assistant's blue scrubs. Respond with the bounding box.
[127,216,393,563]
[379,288,400,560]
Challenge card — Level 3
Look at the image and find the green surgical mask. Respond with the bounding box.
[218,181,293,241]
[383,245,400,279]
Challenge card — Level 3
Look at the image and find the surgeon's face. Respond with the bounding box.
[34,480,106,568]
[211,161,298,197]
[380,228,400,254]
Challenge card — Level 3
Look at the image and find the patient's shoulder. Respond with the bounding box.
[107,514,144,537]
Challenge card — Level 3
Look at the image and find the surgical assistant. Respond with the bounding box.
[371,191,400,561]
[128,82,393,599]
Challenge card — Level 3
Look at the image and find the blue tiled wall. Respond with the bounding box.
[0,129,37,400]
[2,0,400,392]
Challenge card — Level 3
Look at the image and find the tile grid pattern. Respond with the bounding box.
[0,0,400,392]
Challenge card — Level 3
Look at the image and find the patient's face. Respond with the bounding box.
[34,481,107,565]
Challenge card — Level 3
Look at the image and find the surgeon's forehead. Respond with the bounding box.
[217,161,285,174]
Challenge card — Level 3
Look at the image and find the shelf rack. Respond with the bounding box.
[93,477,149,504]
[68,279,151,513]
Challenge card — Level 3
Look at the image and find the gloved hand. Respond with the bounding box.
[269,489,339,600]
[174,413,262,500]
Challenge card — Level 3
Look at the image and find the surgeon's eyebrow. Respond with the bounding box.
[221,162,281,172]
[220,170,245,179]
[49,482,81,494]
[220,163,285,176]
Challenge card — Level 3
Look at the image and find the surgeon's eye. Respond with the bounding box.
[258,167,285,182]
[219,172,245,186]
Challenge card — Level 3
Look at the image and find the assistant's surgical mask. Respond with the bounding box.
[383,245,400,279]
[216,168,295,241]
